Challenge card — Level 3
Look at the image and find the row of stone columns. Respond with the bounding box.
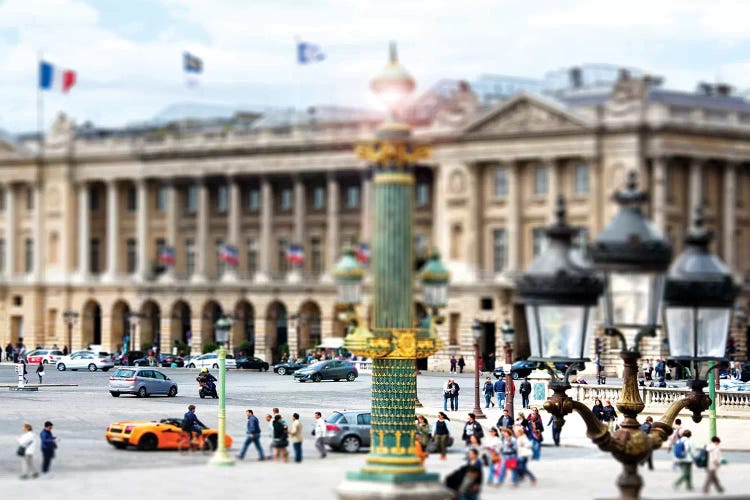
[2,183,43,279]
[73,174,370,282]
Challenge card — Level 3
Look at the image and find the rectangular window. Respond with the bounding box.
[24,238,33,273]
[414,233,428,258]
[126,238,137,273]
[247,189,260,211]
[312,186,325,209]
[26,187,34,211]
[534,166,548,195]
[310,236,322,274]
[0,189,5,211]
[416,182,430,207]
[494,167,508,198]
[280,188,292,211]
[185,185,198,214]
[492,229,507,272]
[216,185,228,213]
[156,185,168,213]
[126,186,137,212]
[345,185,360,208]
[0,238,4,272]
[278,237,289,273]
[574,164,590,194]
[185,238,195,276]
[246,237,258,274]
[89,189,99,211]
[532,227,547,257]
[90,238,101,274]
[47,309,57,339]
[342,234,356,248]
[449,313,460,346]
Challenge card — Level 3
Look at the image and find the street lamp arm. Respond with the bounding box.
[655,378,711,430]
[544,383,611,448]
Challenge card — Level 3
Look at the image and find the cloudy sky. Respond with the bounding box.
[3,0,750,132]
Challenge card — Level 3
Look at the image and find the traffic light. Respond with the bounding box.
[595,337,605,355]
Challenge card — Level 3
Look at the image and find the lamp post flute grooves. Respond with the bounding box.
[335,43,450,500]
[517,176,738,500]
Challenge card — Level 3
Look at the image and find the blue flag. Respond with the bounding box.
[297,41,325,64]
[183,52,203,73]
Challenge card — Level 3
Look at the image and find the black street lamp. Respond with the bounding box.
[62,310,79,353]
[518,174,739,500]
[499,318,515,415]
[470,319,486,419]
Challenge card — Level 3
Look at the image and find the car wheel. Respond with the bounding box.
[110,391,120,397]
[346,372,357,382]
[263,365,269,371]
[512,372,519,380]
[341,435,361,453]
[102,368,110,372]
[312,373,322,383]
[112,442,126,449]
[42,360,48,364]
[212,363,219,369]
[88,363,97,372]
[277,367,287,375]
[138,433,158,451]
[187,363,195,369]
[57,363,66,371]
[168,386,177,397]
[137,386,148,398]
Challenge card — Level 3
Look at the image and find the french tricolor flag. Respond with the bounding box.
[39,61,77,93]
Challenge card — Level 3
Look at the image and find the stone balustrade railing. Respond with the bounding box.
[565,384,750,413]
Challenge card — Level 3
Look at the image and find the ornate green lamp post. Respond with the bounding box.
[209,316,234,467]
[336,44,449,500]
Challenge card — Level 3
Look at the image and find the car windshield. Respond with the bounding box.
[326,412,346,424]
[114,369,135,378]
[309,361,329,370]
[226,354,234,359]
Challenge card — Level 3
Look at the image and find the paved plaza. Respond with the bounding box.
[1,364,749,499]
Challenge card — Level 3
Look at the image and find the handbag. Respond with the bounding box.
[16,446,26,457]
[39,371,46,377]
[504,457,518,470]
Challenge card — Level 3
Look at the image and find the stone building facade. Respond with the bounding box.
[0,72,748,371]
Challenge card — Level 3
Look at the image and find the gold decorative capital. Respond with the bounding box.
[355,140,431,168]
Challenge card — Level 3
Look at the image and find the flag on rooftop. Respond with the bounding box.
[219,244,239,267]
[158,245,175,266]
[286,244,304,265]
[297,41,325,64]
[183,52,203,73]
[355,243,370,265]
[39,61,76,93]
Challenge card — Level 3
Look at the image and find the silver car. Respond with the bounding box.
[323,410,371,453]
[108,367,178,398]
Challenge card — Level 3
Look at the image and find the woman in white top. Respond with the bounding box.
[17,423,38,479]
[514,425,537,485]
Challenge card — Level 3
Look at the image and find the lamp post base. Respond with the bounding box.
[208,450,235,467]
[337,475,451,500]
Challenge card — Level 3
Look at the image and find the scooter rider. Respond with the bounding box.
[197,368,218,398]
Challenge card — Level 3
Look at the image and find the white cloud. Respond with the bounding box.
[2,0,750,132]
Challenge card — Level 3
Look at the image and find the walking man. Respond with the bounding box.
[674,429,695,491]
[482,376,495,408]
[450,379,460,411]
[290,413,303,463]
[493,376,506,409]
[703,436,724,494]
[313,412,327,458]
[236,409,264,461]
[519,377,532,409]
[40,421,57,474]
[461,413,484,446]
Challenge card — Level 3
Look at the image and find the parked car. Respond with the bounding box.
[105,417,232,450]
[118,351,147,366]
[274,360,310,375]
[185,352,237,369]
[133,354,184,368]
[492,360,540,380]
[108,367,178,397]
[236,356,269,371]
[293,359,358,383]
[323,410,371,452]
[56,351,114,372]
[27,349,64,365]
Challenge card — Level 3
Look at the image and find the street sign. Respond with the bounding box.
[503,364,512,373]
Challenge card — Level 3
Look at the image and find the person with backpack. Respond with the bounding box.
[703,436,724,494]
[519,378,532,409]
[668,418,682,452]
[673,429,695,491]
[639,416,654,470]
[482,377,495,408]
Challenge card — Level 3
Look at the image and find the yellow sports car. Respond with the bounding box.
[105,418,232,451]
